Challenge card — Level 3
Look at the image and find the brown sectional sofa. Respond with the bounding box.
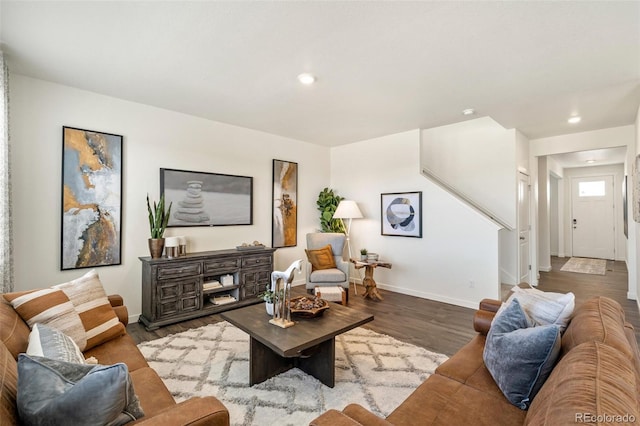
[311,296,640,425]
[0,294,230,425]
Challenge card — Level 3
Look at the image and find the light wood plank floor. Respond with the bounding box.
[128,256,639,356]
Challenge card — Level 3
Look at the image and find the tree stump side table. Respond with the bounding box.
[350,259,392,301]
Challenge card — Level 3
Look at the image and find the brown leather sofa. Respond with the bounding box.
[0,294,230,425]
[310,296,640,425]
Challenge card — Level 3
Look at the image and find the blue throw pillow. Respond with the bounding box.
[17,354,144,425]
[483,298,561,410]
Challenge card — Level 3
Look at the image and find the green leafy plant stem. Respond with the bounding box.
[147,193,172,239]
[316,187,346,233]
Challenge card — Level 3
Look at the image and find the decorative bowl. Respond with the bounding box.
[289,296,330,318]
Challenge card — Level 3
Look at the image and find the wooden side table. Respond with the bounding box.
[350,259,392,301]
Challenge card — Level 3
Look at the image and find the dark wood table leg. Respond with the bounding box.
[362,266,384,301]
[249,336,292,386]
[295,338,336,388]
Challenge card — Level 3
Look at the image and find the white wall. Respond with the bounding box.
[549,176,559,256]
[331,130,501,308]
[10,75,330,317]
[421,117,516,228]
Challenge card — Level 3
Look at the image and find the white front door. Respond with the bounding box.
[571,175,615,259]
[518,173,530,283]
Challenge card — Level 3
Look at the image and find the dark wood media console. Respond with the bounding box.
[139,247,276,330]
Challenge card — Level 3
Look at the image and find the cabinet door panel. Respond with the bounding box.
[158,300,179,318]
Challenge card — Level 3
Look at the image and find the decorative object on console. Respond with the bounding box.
[161,168,253,227]
[164,236,180,258]
[177,235,187,256]
[236,240,266,250]
[61,126,123,270]
[272,159,298,248]
[381,191,422,238]
[146,193,172,259]
[269,259,302,328]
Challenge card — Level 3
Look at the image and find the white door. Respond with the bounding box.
[571,175,615,259]
[518,173,530,283]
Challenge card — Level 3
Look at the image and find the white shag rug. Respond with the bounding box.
[560,257,607,275]
[138,321,448,426]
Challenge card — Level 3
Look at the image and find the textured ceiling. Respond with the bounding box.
[1,1,639,146]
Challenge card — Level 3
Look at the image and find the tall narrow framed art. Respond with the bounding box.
[61,126,123,270]
[272,159,298,247]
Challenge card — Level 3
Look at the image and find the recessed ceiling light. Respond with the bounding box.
[297,73,316,85]
[586,159,596,164]
[568,116,581,124]
[462,108,476,116]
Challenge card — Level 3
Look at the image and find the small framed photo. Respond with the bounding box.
[381,191,422,238]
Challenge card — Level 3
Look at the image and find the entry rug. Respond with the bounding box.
[560,257,607,275]
[138,321,448,426]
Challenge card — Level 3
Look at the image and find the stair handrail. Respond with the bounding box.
[421,167,514,231]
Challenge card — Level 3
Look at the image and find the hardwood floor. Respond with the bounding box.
[128,256,640,356]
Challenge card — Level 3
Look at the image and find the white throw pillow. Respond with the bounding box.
[27,323,86,364]
[495,286,575,331]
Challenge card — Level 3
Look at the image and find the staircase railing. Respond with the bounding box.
[421,167,514,231]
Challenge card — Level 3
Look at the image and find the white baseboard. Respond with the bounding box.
[375,282,480,310]
[129,314,140,324]
[539,265,552,272]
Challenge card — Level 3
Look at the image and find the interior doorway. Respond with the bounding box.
[570,175,615,260]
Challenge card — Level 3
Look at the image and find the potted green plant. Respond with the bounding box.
[360,248,368,261]
[316,188,346,233]
[146,193,172,259]
[258,288,281,316]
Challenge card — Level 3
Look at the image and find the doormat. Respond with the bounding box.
[138,321,448,426]
[560,257,606,275]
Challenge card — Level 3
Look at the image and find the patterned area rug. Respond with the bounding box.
[560,257,607,275]
[138,321,448,426]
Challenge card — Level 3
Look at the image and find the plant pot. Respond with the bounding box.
[360,255,367,261]
[265,302,274,316]
[148,238,165,259]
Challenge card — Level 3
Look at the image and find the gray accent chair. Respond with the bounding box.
[305,233,350,302]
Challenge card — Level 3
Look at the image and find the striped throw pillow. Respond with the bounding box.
[4,288,87,350]
[4,270,125,351]
[53,270,125,351]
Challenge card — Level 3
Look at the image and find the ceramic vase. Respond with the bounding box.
[266,302,274,316]
[148,238,165,259]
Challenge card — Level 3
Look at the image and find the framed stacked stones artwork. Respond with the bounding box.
[61,126,123,270]
[160,168,253,227]
[272,159,298,248]
[381,191,422,238]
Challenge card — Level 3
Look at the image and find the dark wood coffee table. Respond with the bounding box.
[221,302,373,388]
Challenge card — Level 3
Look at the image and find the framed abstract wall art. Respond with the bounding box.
[160,168,253,227]
[272,159,298,247]
[61,126,123,270]
[381,191,422,238]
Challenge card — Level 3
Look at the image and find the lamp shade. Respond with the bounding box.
[333,200,363,219]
